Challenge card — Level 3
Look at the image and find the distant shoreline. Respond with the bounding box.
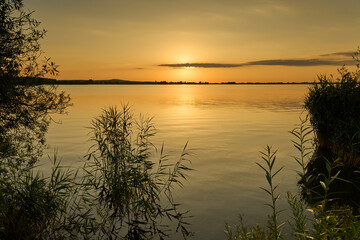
[23,78,313,85]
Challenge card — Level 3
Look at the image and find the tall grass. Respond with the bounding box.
[289,115,313,179]
[0,104,193,240]
[83,104,193,239]
[225,146,284,240]
[257,146,284,239]
[0,155,97,239]
[225,116,360,240]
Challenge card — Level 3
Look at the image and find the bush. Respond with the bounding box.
[304,61,360,166]
[302,54,360,212]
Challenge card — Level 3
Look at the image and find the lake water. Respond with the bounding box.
[41,84,310,239]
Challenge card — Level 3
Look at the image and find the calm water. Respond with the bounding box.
[41,84,310,239]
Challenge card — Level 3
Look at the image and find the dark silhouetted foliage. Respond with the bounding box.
[304,52,360,166]
[84,105,193,239]
[301,50,360,213]
[0,0,71,174]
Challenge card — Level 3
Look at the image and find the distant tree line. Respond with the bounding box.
[21,78,312,85]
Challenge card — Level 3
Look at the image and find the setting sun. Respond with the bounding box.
[167,66,198,82]
[26,0,360,82]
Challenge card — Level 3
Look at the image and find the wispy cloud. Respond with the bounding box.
[159,63,241,68]
[159,51,357,68]
[242,58,355,67]
[319,51,356,57]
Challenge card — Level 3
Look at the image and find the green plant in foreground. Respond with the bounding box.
[289,115,314,179]
[256,146,284,240]
[287,192,307,240]
[287,118,360,240]
[225,146,284,240]
[0,104,193,240]
[84,105,193,239]
[225,215,268,240]
[225,115,360,240]
[304,57,360,167]
[0,155,96,239]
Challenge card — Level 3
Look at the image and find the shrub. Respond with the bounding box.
[301,54,360,211]
[304,60,360,166]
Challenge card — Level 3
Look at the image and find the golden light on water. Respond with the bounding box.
[172,85,197,117]
[177,85,195,104]
[42,84,312,240]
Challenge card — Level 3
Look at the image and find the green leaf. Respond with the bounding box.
[320,181,327,191]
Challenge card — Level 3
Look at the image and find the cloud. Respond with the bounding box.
[159,59,355,68]
[242,58,355,67]
[319,51,356,57]
[159,51,357,69]
[158,63,241,68]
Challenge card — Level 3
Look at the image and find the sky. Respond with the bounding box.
[25,0,360,83]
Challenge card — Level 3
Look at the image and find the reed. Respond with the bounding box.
[0,154,96,239]
[257,146,284,239]
[289,115,314,179]
[83,104,193,239]
[225,116,360,240]
[225,146,284,240]
[0,104,193,240]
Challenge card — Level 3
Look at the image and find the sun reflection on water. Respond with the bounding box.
[171,85,197,117]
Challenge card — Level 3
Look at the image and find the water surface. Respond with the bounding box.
[42,84,309,239]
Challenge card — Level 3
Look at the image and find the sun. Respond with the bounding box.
[164,50,202,81]
[172,66,197,82]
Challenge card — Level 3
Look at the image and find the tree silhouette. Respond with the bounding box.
[0,0,71,174]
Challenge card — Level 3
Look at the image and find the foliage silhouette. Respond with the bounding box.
[0,0,71,173]
[0,1,75,238]
[0,105,194,239]
[304,50,360,167]
[225,116,360,240]
[84,105,193,239]
[301,51,360,212]
[0,155,97,239]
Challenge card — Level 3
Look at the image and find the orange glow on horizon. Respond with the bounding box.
[168,67,198,82]
[27,0,360,83]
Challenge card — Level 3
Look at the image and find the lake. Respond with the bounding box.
[41,84,310,239]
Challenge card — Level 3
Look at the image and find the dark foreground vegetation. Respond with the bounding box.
[1,104,193,239]
[225,52,360,239]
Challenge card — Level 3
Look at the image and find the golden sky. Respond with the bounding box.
[26,0,360,82]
